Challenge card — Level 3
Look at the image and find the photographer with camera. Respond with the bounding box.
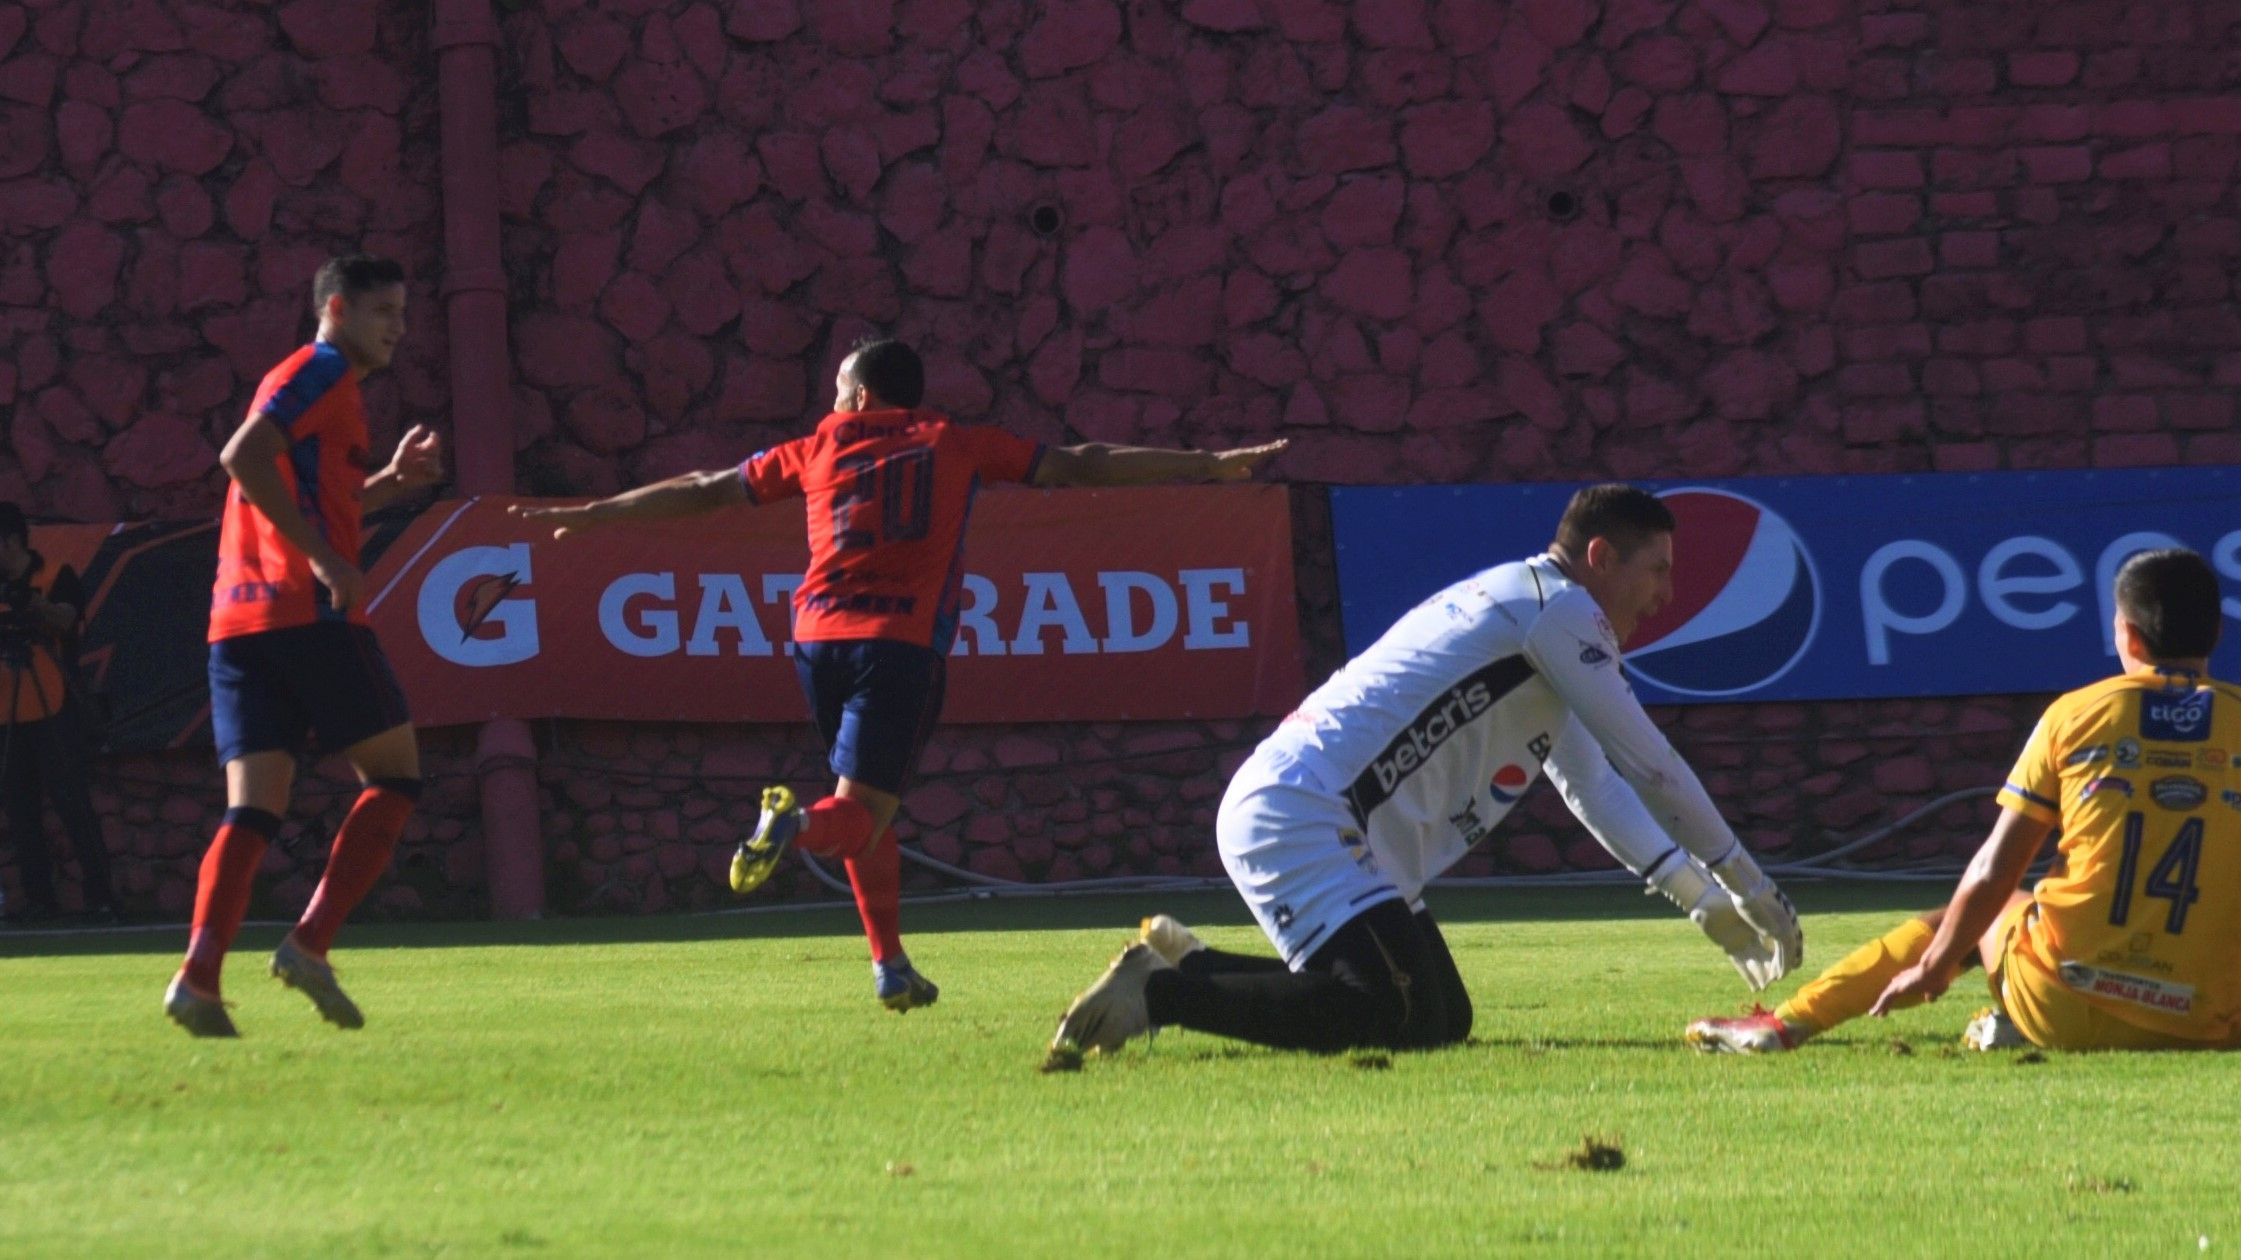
[0,503,117,925]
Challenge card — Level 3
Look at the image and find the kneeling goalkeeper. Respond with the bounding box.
[1050,485,1804,1059]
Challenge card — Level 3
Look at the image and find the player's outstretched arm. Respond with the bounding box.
[1871,808,2049,1015]
[1524,595,1803,973]
[1545,720,1781,990]
[222,414,366,612]
[508,468,748,540]
[1030,439,1286,488]
[363,425,445,513]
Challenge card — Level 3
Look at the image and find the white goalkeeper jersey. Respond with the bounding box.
[1246,554,1748,906]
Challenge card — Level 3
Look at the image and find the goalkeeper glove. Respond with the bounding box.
[1648,853,1783,991]
[1710,847,1804,980]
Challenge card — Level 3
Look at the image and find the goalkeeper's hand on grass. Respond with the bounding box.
[1648,854,1784,991]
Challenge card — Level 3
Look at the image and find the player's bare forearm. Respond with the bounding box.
[360,468,407,514]
[363,424,444,513]
[1034,439,1286,487]
[221,417,343,566]
[511,469,746,539]
[1922,809,2046,976]
[1872,808,2048,1014]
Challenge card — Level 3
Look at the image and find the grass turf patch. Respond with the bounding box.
[4,883,2239,1257]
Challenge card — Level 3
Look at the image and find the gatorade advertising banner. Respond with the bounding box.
[47,485,1304,751]
[1332,467,2241,705]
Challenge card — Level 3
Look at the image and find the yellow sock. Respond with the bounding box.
[1775,916,1937,1034]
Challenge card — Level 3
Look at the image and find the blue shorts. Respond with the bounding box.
[208,622,412,766]
[793,639,947,795]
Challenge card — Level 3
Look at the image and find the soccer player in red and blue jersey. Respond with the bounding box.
[165,255,445,1037]
[517,337,1281,1011]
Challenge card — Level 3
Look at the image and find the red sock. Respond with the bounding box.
[292,780,419,956]
[182,808,279,994]
[847,828,905,964]
[797,794,875,859]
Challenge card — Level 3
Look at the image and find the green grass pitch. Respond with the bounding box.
[5,884,2239,1257]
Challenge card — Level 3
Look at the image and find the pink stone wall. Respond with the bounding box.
[8,0,2236,916]
[1,0,448,523]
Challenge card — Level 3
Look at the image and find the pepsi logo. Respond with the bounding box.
[1623,488,1822,698]
[1490,763,1532,804]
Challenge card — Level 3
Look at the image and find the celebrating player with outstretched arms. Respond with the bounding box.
[1049,484,1803,1061]
[1690,547,2241,1055]
[515,337,1282,1013]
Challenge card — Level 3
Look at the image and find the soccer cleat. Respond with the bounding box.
[270,935,365,1030]
[729,785,802,895]
[1137,914,1206,968]
[1963,1007,2029,1052]
[1049,943,1175,1057]
[1684,1004,1801,1054]
[875,961,940,1013]
[164,975,239,1039]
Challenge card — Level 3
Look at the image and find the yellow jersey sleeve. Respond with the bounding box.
[1996,710,2063,825]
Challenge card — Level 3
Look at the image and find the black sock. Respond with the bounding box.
[1177,946,1292,978]
[1144,901,1457,1052]
[1146,967,1394,1053]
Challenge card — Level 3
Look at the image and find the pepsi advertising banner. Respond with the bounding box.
[1332,467,2241,706]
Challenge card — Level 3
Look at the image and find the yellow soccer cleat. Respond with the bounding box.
[875,961,940,1013]
[729,785,802,895]
[1137,914,1206,967]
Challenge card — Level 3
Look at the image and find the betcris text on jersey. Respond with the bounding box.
[1372,678,1495,794]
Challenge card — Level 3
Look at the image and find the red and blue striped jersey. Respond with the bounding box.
[209,342,372,641]
[741,408,1042,651]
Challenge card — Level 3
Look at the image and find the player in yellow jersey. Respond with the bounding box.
[1688,547,2241,1053]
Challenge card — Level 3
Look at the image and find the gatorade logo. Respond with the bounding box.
[1624,488,1822,698]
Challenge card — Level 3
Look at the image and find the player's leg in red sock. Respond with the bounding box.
[847,828,906,964]
[292,778,420,956]
[181,806,281,995]
[795,794,876,859]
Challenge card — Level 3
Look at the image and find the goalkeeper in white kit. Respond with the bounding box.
[1050,484,1804,1059]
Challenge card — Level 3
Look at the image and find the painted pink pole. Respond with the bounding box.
[435,0,543,919]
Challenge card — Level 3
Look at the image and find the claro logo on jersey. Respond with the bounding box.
[1623,489,1822,698]
[1344,656,1534,821]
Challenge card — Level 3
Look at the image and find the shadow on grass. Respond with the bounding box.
[0,879,1939,961]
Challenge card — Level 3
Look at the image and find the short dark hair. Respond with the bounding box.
[1552,483,1675,558]
[0,503,24,546]
[312,254,406,314]
[2116,548,2222,660]
[844,336,924,409]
